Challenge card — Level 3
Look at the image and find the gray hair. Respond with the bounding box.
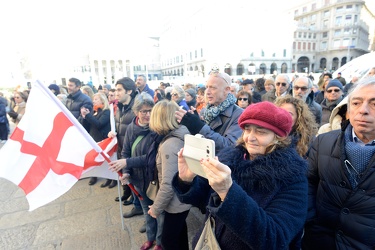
[138,74,147,83]
[132,92,154,114]
[347,76,375,106]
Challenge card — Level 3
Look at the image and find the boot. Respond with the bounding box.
[88,177,97,185]
[100,179,112,188]
[115,185,131,202]
[108,180,117,188]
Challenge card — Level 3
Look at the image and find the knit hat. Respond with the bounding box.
[48,84,60,95]
[241,79,254,85]
[326,79,343,91]
[185,88,196,99]
[103,84,111,90]
[238,101,293,137]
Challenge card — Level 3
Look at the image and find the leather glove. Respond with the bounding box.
[180,112,205,135]
[8,111,18,119]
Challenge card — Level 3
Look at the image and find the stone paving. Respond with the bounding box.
[0,122,205,250]
[0,175,205,250]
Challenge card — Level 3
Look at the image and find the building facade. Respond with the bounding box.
[291,0,375,73]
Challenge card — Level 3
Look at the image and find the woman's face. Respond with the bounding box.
[92,95,103,106]
[171,91,179,102]
[237,95,250,109]
[14,94,23,104]
[279,103,297,126]
[265,83,275,92]
[197,91,205,104]
[243,124,275,157]
[185,92,193,102]
[137,105,152,125]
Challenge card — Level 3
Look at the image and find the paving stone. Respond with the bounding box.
[0,224,37,249]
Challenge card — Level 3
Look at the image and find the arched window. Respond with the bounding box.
[237,63,244,75]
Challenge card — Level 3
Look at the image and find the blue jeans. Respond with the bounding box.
[135,186,164,245]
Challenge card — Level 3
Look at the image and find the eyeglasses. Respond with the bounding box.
[172,93,178,97]
[209,68,231,86]
[238,98,248,101]
[139,109,152,115]
[276,82,287,87]
[293,86,309,91]
[14,96,21,99]
[326,89,341,93]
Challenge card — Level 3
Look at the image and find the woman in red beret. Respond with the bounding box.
[172,101,308,249]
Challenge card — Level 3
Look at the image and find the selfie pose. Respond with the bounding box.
[173,101,308,249]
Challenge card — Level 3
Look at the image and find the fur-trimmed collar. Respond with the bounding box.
[218,145,307,193]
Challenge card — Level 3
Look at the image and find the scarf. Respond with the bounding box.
[93,104,104,112]
[203,93,236,124]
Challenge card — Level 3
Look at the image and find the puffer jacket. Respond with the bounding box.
[65,90,93,119]
[302,123,375,249]
[173,145,308,250]
[115,99,136,157]
[121,117,155,191]
[152,125,192,216]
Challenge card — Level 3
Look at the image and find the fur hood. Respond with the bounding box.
[218,145,307,193]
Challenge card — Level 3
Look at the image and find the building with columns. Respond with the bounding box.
[290,0,375,73]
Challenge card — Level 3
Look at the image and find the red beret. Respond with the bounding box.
[238,101,293,137]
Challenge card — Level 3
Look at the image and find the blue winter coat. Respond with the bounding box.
[173,145,308,249]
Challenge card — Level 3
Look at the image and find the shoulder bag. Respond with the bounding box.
[194,214,221,250]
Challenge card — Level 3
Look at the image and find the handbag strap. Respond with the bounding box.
[131,135,144,157]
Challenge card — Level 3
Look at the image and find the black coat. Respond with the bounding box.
[302,123,375,249]
[121,117,155,191]
[115,99,136,157]
[85,108,111,142]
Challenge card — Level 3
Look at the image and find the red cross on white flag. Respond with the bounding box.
[0,81,117,211]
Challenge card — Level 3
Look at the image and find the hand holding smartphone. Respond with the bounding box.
[182,134,215,178]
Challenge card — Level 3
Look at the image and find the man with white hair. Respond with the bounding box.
[302,76,375,249]
[292,76,322,125]
[175,69,243,153]
[262,74,291,102]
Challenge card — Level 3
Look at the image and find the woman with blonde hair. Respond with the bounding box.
[275,96,318,158]
[8,91,27,125]
[148,100,191,250]
[80,92,111,185]
[81,85,95,100]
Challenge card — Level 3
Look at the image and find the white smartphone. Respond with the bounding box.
[182,134,215,179]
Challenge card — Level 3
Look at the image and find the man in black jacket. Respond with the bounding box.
[302,76,375,249]
[65,78,93,120]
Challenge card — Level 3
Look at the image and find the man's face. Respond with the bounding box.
[103,87,110,95]
[275,76,290,96]
[325,86,342,102]
[349,85,375,143]
[108,91,115,102]
[136,76,146,90]
[115,84,131,104]
[67,81,80,95]
[293,78,310,102]
[242,84,253,94]
[205,74,230,106]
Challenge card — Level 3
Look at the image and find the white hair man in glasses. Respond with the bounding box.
[321,79,344,126]
[293,76,322,126]
[175,70,243,153]
[302,76,375,249]
[262,74,290,102]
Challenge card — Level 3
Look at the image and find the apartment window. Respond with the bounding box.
[308,43,311,50]
[313,43,316,50]
[333,40,340,48]
[303,42,306,50]
[303,6,307,12]
[311,14,316,21]
[323,20,328,28]
[345,15,352,24]
[346,5,352,10]
[283,49,286,57]
[304,32,307,38]
[295,9,299,16]
[294,32,297,38]
[313,33,316,39]
[344,28,351,34]
[324,10,330,18]
[321,41,327,50]
[336,6,343,12]
[311,3,316,10]
[354,15,358,24]
[343,38,350,46]
[293,42,296,49]
[334,29,341,36]
[298,42,301,50]
[352,38,356,46]
[310,23,315,30]
[335,16,342,25]
[322,32,328,38]
[302,17,307,23]
[298,32,302,38]
[308,33,312,38]
[195,50,197,58]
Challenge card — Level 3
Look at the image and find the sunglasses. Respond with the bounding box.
[276,82,287,87]
[293,86,309,91]
[139,109,152,115]
[172,93,178,97]
[326,89,341,93]
[238,98,248,101]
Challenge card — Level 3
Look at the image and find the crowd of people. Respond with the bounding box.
[1,67,375,249]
